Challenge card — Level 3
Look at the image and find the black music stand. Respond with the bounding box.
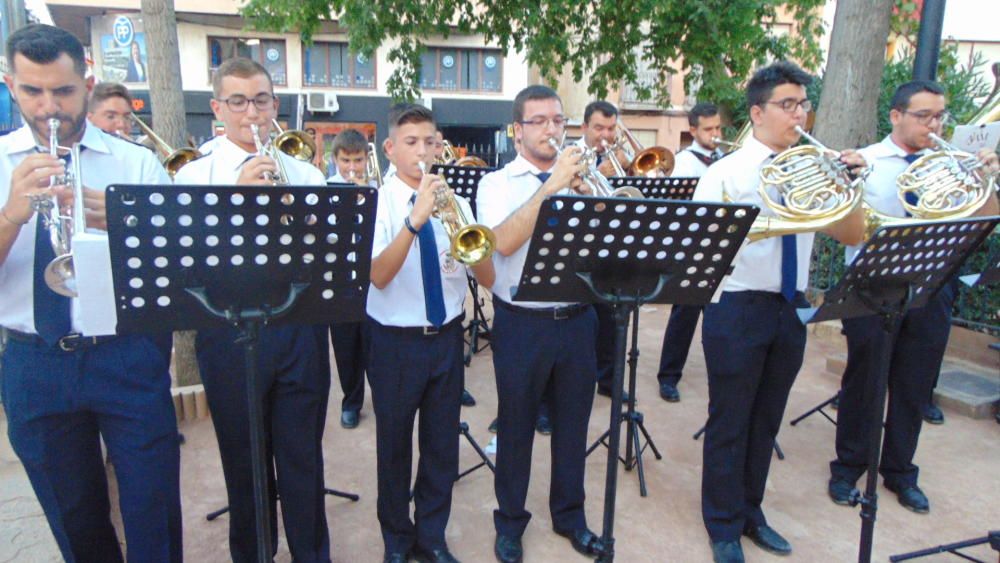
[795,216,999,563]
[107,184,377,563]
[514,195,757,561]
[608,176,699,200]
[432,163,498,364]
[887,247,1000,563]
[430,164,499,483]
[788,391,840,426]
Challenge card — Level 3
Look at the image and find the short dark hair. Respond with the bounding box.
[212,57,272,97]
[331,128,368,158]
[513,85,561,123]
[890,80,945,112]
[6,24,87,77]
[387,103,435,133]
[746,61,813,108]
[688,102,719,127]
[90,82,132,109]
[584,100,618,124]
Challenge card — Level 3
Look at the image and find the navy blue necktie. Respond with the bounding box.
[774,154,797,302]
[410,194,446,326]
[536,172,551,184]
[902,153,920,214]
[34,152,73,345]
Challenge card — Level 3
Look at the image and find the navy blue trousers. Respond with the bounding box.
[700,291,806,542]
[196,325,330,563]
[656,304,704,386]
[830,281,956,489]
[491,300,597,538]
[1,334,181,563]
[366,317,464,554]
[317,321,367,413]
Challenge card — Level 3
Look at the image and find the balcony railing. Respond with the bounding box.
[620,70,671,110]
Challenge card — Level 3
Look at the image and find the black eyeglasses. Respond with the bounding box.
[765,98,813,114]
[902,110,951,126]
[216,93,275,113]
[519,116,568,128]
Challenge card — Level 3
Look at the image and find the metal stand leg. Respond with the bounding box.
[789,392,840,426]
[456,421,495,481]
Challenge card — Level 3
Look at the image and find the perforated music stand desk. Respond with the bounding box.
[795,216,999,563]
[106,184,377,563]
[432,163,499,363]
[608,176,698,200]
[514,195,758,562]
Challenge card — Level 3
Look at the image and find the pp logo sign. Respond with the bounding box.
[113,16,135,48]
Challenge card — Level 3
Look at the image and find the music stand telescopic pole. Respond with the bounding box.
[795,216,999,563]
[513,195,757,562]
[106,184,378,563]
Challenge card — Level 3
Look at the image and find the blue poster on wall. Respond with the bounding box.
[99,15,147,84]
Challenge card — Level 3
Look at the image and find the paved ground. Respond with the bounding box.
[2,301,999,562]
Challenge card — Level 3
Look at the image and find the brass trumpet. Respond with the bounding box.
[366,142,383,188]
[417,161,496,266]
[26,119,85,297]
[250,123,290,185]
[740,125,866,242]
[548,136,643,198]
[129,114,202,177]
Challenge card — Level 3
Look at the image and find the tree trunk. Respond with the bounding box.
[141,0,201,387]
[813,0,894,149]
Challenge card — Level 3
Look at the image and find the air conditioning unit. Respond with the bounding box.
[306,92,340,113]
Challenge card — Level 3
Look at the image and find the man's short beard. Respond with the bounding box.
[27,109,87,147]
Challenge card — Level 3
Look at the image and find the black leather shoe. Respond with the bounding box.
[922,403,944,425]
[554,527,602,557]
[535,414,552,435]
[596,387,631,403]
[887,483,930,513]
[828,478,855,505]
[413,545,460,563]
[340,409,360,429]
[462,389,477,407]
[494,534,523,563]
[659,382,680,402]
[743,524,791,556]
[382,552,407,563]
[488,417,498,433]
[710,540,745,563]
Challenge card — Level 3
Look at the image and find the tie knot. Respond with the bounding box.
[536,172,552,183]
[904,153,920,164]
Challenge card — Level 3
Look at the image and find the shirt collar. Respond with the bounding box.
[508,154,548,177]
[743,134,778,164]
[8,120,112,156]
[878,134,930,160]
[382,173,418,205]
[211,135,257,170]
[688,142,714,157]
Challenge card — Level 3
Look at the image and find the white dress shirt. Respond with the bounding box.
[366,174,472,327]
[0,122,170,334]
[672,142,723,178]
[844,135,928,264]
[693,135,815,294]
[477,154,574,308]
[173,135,326,187]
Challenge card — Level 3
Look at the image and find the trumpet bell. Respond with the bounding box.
[163,148,203,178]
[628,147,674,177]
[611,186,644,198]
[44,253,78,297]
[274,130,316,161]
[452,224,497,266]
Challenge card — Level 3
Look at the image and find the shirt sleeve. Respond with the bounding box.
[671,152,696,177]
[692,163,725,203]
[370,186,393,258]
[475,170,508,229]
[140,148,172,185]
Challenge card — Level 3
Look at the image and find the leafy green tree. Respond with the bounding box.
[241,0,825,110]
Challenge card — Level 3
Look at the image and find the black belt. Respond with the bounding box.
[2,328,116,352]
[368,312,465,337]
[493,298,589,320]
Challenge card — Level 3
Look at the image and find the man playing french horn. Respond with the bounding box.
[693,61,867,563]
[827,80,999,516]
